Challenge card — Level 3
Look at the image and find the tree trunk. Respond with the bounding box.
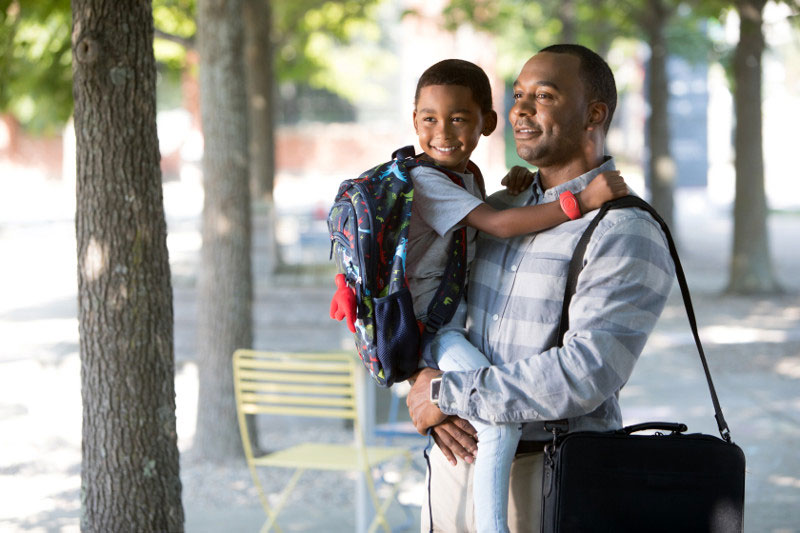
[72,2,183,531]
[557,0,577,43]
[244,0,276,203]
[244,0,282,276]
[195,0,254,460]
[644,0,675,230]
[727,0,779,294]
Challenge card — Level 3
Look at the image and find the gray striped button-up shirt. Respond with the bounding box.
[438,157,675,441]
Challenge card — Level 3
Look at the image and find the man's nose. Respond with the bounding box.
[513,100,535,118]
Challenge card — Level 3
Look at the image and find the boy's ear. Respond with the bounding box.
[412,110,419,134]
[482,110,498,136]
[586,101,608,131]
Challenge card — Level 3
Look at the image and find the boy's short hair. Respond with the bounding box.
[414,59,493,114]
[540,44,617,133]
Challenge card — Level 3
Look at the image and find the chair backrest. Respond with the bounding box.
[233,349,359,421]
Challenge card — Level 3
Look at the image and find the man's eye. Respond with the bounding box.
[423,117,436,122]
[452,117,465,123]
[536,93,553,100]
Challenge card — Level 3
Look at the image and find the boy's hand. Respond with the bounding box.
[330,273,357,333]
[577,170,628,212]
[501,166,535,196]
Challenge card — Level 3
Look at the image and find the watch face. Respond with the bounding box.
[430,378,442,404]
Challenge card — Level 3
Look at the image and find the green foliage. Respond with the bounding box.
[148,0,390,103]
[439,0,722,78]
[152,0,196,70]
[1,0,385,133]
[1,0,72,134]
[273,0,390,101]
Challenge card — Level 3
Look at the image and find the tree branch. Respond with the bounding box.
[154,29,195,50]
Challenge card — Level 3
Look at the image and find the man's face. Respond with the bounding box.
[508,52,589,168]
[413,84,495,173]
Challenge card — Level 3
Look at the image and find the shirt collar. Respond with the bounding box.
[533,156,616,202]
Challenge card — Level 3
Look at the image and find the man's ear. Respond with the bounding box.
[586,101,608,131]
[482,110,498,136]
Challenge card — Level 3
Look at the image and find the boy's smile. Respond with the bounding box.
[413,84,496,174]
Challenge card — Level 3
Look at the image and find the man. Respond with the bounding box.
[407,44,675,532]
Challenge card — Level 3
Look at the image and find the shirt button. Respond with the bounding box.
[511,265,518,272]
[492,314,499,321]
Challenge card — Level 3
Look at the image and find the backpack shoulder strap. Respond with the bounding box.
[394,147,485,199]
[387,147,472,362]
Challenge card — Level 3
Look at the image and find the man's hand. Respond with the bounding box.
[431,416,478,466]
[407,367,447,433]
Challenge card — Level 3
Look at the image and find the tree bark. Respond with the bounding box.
[244,0,282,276]
[195,0,254,460]
[727,0,780,294]
[72,1,183,531]
[644,0,675,230]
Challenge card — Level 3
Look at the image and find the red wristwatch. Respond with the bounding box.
[559,190,581,220]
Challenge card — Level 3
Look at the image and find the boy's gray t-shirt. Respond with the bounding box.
[406,165,484,320]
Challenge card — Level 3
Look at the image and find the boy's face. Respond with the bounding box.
[413,84,496,173]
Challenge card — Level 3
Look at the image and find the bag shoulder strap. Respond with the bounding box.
[557,195,732,442]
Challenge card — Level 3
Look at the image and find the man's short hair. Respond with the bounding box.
[540,44,617,133]
[414,59,494,114]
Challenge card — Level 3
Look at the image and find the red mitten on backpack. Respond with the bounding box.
[330,273,357,333]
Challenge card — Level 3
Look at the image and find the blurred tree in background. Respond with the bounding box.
[727,0,782,293]
[194,0,253,462]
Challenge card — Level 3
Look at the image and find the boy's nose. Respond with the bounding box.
[436,122,454,138]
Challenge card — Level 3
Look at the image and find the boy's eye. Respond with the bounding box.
[512,92,522,100]
[452,117,465,123]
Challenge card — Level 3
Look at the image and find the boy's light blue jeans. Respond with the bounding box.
[429,328,522,533]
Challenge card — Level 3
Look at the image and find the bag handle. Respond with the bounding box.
[556,195,732,442]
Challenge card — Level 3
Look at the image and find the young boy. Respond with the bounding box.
[331,59,627,533]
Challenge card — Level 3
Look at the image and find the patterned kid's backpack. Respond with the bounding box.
[328,146,484,387]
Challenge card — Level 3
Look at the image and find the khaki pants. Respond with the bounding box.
[420,445,544,533]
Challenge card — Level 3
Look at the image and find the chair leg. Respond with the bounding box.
[246,461,283,533]
[366,453,413,533]
[262,468,306,533]
[248,465,305,533]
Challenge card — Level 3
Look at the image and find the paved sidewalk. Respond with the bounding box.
[1,178,798,532]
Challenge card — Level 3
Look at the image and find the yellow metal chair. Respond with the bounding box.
[233,349,412,533]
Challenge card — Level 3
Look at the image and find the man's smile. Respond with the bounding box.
[513,126,542,140]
